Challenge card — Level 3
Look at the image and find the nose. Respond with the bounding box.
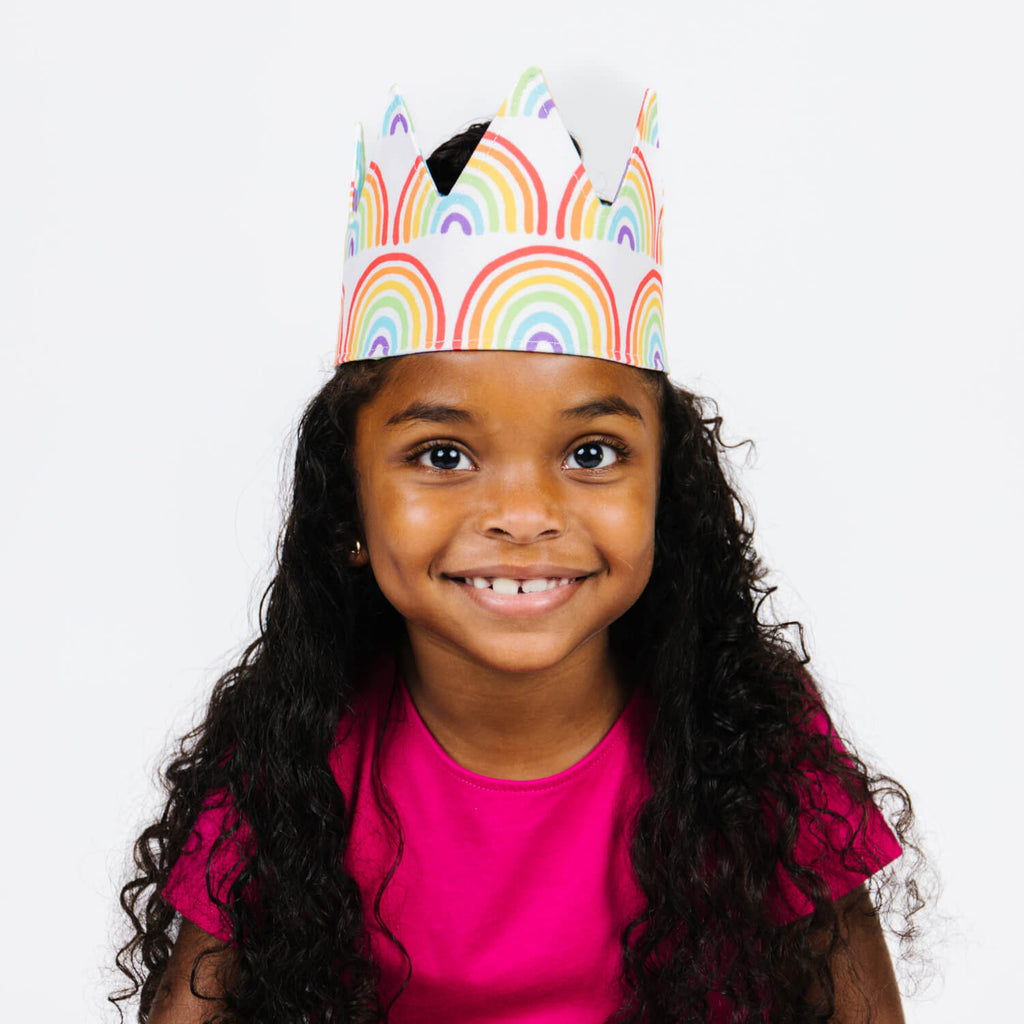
[477,462,567,544]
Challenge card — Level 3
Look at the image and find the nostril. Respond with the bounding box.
[478,495,567,543]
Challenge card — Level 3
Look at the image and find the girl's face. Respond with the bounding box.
[353,351,662,677]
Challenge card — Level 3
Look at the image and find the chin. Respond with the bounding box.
[456,634,604,676]
[477,654,568,675]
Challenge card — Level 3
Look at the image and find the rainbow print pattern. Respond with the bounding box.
[607,147,659,258]
[338,254,445,362]
[636,88,659,148]
[454,246,620,358]
[347,161,388,257]
[381,91,414,137]
[348,125,365,214]
[555,165,612,243]
[625,270,666,371]
[337,68,668,371]
[556,147,660,258]
[494,67,557,119]
[393,132,547,243]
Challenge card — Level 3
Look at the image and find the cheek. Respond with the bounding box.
[579,488,657,604]
[359,474,459,579]
[596,481,658,554]
[616,489,658,599]
[371,477,459,536]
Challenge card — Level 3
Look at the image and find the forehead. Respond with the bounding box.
[360,351,663,418]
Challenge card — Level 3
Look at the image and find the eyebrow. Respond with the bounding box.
[385,402,474,428]
[384,394,645,428]
[560,396,645,423]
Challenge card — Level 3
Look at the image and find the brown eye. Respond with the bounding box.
[566,443,618,470]
[418,445,471,471]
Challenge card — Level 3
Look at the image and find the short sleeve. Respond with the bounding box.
[162,789,253,943]
[769,708,902,923]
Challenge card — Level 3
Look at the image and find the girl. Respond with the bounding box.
[113,70,922,1023]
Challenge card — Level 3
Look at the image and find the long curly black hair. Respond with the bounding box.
[112,124,924,1023]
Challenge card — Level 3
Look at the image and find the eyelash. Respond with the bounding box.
[405,436,633,472]
[564,436,632,470]
[407,441,474,472]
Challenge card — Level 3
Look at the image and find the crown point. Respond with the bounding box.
[381,86,415,139]
[636,88,660,149]
[501,67,557,120]
[349,123,366,214]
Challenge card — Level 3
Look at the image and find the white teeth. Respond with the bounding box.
[462,575,579,593]
[520,578,549,594]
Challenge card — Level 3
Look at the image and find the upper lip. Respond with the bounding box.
[443,565,596,580]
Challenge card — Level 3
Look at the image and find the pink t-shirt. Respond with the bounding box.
[164,656,900,1022]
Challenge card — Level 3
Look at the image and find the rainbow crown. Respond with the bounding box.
[335,67,666,372]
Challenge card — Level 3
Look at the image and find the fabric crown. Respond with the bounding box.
[335,67,666,372]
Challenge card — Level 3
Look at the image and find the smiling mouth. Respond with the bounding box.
[447,575,588,595]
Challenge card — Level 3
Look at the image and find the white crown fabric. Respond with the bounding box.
[335,67,666,372]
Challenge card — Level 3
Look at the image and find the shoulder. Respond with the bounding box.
[768,688,903,921]
[162,655,398,940]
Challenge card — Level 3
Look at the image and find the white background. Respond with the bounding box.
[3,1,1020,1020]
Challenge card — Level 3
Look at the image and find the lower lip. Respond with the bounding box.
[449,577,588,617]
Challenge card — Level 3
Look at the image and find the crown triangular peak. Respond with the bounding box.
[599,87,662,260]
[348,123,366,214]
[608,87,662,202]
[380,85,416,140]
[635,88,660,149]
[374,84,434,187]
[496,66,558,120]
[476,69,583,207]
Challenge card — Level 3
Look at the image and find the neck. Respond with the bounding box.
[397,631,631,781]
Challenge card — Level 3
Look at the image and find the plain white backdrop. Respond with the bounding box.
[3,1,1020,1020]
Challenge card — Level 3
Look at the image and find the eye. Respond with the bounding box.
[417,444,473,471]
[565,442,621,470]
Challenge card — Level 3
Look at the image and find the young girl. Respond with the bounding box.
[114,69,922,1024]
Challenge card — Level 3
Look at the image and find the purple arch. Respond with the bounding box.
[525,331,564,353]
[439,212,473,235]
